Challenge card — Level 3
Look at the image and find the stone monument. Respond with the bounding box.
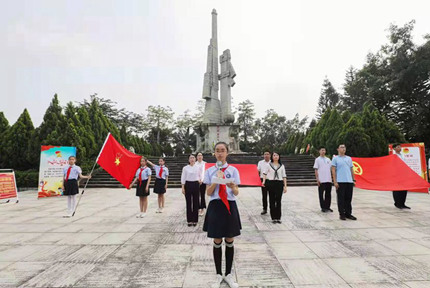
[196,9,241,153]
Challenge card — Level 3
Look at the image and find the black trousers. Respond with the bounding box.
[336,183,353,216]
[260,178,268,211]
[393,190,408,207]
[318,182,332,210]
[199,183,207,209]
[185,181,200,223]
[267,180,284,220]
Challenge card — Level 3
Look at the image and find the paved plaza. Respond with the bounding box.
[1,186,430,287]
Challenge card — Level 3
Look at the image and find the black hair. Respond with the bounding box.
[188,154,196,164]
[158,157,165,162]
[68,156,76,160]
[271,151,282,166]
[393,143,401,148]
[196,152,203,157]
[214,142,229,152]
[318,146,326,151]
[263,151,271,155]
[337,144,346,148]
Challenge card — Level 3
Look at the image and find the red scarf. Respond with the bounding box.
[218,166,230,214]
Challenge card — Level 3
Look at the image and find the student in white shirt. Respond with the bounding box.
[257,151,271,215]
[129,157,152,218]
[195,152,207,216]
[392,143,410,209]
[62,156,91,217]
[147,158,169,213]
[203,142,240,288]
[313,146,333,212]
[181,154,203,227]
[262,152,287,224]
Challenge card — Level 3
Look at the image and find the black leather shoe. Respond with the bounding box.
[272,220,277,224]
[327,208,333,212]
[339,215,346,220]
[277,220,282,224]
[321,209,327,213]
[187,223,192,227]
[402,205,411,209]
[395,204,402,209]
[261,210,267,215]
[346,215,357,220]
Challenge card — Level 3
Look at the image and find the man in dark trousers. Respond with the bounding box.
[313,146,333,212]
[331,144,357,221]
[257,151,271,215]
[392,143,410,209]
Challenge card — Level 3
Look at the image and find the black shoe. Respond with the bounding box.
[261,210,267,215]
[192,223,197,226]
[339,215,346,220]
[402,205,411,209]
[346,215,357,220]
[187,223,192,227]
[395,204,402,209]
[277,220,282,224]
[321,209,327,213]
[327,208,333,212]
[272,220,277,224]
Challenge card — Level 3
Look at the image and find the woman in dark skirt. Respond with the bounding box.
[203,142,240,288]
[262,152,287,224]
[62,156,91,217]
[129,157,152,218]
[181,154,202,227]
[147,158,169,213]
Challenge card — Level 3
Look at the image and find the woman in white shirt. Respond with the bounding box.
[181,154,203,227]
[195,152,207,216]
[262,152,287,224]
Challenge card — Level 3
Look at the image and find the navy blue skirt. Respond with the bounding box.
[154,178,166,194]
[64,179,79,195]
[203,199,241,238]
[136,180,150,197]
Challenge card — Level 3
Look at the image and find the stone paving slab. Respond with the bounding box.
[1,186,430,287]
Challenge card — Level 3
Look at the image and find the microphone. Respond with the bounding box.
[216,161,223,170]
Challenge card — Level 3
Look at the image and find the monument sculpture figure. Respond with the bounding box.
[197,9,241,153]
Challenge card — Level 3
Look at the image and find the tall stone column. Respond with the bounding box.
[220,49,236,123]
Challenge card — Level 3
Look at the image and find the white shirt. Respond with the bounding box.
[135,167,151,180]
[153,165,169,179]
[181,164,202,184]
[313,156,332,183]
[395,152,405,162]
[195,160,206,181]
[63,165,82,180]
[203,163,241,201]
[263,163,287,181]
[257,159,271,178]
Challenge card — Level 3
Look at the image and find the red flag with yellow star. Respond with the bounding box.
[96,133,141,188]
[351,154,430,192]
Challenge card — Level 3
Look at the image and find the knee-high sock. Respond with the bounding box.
[213,240,222,275]
[225,240,234,275]
[71,194,77,212]
[67,196,72,213]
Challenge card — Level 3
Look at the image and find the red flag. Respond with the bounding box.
[96,133,141,188]
[205,163,261,186]
[351,154,430,192]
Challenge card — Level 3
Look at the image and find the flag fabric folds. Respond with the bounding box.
[351,154,430,192]
[205,163,261,186]
[96,133,141,188]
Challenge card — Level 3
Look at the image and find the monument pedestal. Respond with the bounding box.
[196,123,241,153]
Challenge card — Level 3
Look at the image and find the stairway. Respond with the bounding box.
[84,154,317,188]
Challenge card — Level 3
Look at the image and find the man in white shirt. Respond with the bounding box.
[257,151,271,215]
[313,147,333,212]
[392,144,410,209]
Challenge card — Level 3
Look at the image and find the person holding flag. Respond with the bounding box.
[129,157,152,218]
[147,158,169,213]
[203,142,241,288]
[62,156,91,217]
[392,144,410,209]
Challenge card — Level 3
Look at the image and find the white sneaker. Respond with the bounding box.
[63,214,72,218]
[140,212,146,218]
[224,274,239,288]
[136,213,142,218]
[211,275,223,288]
[155,208,160,213]
[159,207,163,213]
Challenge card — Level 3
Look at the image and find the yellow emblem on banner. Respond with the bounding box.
[115,157,120,166]
[352,161,363,175]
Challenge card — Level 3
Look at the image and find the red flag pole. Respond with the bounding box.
[72,132,111,217]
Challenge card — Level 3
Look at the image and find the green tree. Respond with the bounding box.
[317,78,341,118]
[0,112,10,168]
[3,109,37,170]
[38,94,67,145]
[146,105,174,145]
[237,100,256,149]
[337,114,371,157]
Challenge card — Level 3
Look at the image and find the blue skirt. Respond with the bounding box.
[203,199,241,238]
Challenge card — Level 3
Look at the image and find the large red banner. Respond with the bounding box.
[352,154,430,192]
[205,163,261,186]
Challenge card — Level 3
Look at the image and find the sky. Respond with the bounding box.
[1,0,429,127]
